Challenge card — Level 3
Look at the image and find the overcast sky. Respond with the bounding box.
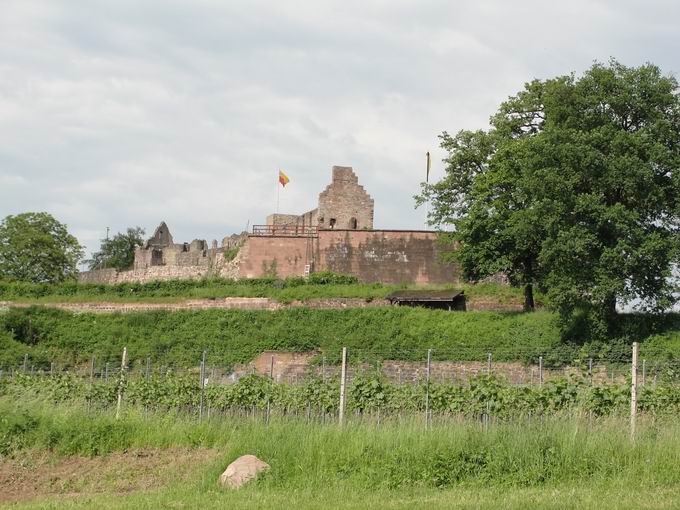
[1,0,678,259]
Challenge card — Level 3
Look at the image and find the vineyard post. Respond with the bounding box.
[115,347,128,420]
[588,358,593,384]
[487,352,492,374]
[631,342,639,440]
[105,363,109,383]
[339,347,348,425]
[23,354,28,374]
[50,362,54,377]
[199,350,207,421]
[425,349,432,429]
[642,359,646,386]
[88,355,95,413]
[146,357,151,381]
[266,355,274,425]
[539,356,543,388]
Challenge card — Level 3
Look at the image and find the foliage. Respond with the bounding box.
[0,212,84,284]
[307,271,359,285]
[0,275,524,304]
[223,245,240,262]
[85,227,145,271]
[418,60,680,332]
[2,371,680,420]
[1,306,680,369]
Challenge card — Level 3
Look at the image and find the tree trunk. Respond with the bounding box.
[523,283,535,312]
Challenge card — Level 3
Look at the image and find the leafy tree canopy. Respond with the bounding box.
[86,227,145,271]
[418,60,680,337]
[0,212,84,284]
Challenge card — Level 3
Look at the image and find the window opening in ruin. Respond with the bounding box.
[349,217,358,229]
[329,218,336,229]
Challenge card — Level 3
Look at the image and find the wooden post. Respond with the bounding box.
[487,352,492,374]
[199,350,207,421]
[266,355,274,425]
[631,342,639,440]
[425,349,432,429]
[115,347,128,420]
[539,356,543,388]
[339,347,347,425]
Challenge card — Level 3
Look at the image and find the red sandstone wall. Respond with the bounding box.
[238,236,315,279]
[318,230,459,284]
[239,230,459,284]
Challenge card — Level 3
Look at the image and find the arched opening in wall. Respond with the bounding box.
[329,218,336,229]
[349,217,358,229]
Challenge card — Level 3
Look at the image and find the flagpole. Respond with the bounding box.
[276,175,280,214]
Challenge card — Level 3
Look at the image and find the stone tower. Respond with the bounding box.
[317,166,374,230]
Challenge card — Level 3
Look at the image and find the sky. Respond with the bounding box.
[1,0,679,260]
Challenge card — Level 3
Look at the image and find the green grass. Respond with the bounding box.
[0,277,527,305]
[0,307,568,367]
[2,305,680,368]
[10,484,680,509]
[3,401,680,509]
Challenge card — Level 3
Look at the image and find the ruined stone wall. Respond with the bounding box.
[237,230,458,284]
[78,266,211,284]
[318,230,458,284]
[317,166,374,230]
[266,214,300,226]
[238,235,314,279]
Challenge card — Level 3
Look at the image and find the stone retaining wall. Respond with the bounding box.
[0,297,525,313]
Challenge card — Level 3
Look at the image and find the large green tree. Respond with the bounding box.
[0,212,84,283]
[418,60,680,335]
[86,227,145,271]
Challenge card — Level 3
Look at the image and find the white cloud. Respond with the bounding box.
[0,0,678,258]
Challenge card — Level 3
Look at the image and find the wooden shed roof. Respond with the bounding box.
[386,289,464,302]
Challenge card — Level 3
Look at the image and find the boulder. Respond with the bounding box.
[219,454,270,489]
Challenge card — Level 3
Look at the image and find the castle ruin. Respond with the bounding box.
[79,165,460,285]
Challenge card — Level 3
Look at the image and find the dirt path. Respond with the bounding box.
[0,448,219,504]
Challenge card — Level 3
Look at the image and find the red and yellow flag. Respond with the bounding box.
[279,169,290,187]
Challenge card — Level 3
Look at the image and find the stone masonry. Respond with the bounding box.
[78,164,461,285]
[266,165,374,230]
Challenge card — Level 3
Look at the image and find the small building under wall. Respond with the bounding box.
[386,289,466,311]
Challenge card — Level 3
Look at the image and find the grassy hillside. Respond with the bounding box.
[1,306,679,368]
[0,276,526,304]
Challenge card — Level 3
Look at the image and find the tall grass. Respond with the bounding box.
[3,399,680,490]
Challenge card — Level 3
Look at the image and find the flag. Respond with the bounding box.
[426,152,431,183]
[279,169,290,187]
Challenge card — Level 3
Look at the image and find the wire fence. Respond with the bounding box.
[3,344,679,432]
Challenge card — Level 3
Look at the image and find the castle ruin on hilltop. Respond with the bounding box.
[79,165,460,285]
